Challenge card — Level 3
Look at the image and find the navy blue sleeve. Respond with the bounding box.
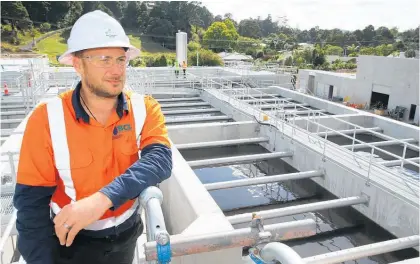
[13,184,57,264]
[100,143,172,210]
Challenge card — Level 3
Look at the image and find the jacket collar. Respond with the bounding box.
[71,81,128,123]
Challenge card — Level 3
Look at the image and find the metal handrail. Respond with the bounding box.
[251,235,419,264]
[143,219,316,261]
[211,78,419,168]
[0,210,17,264]
[201,78,419,195]
[258,242,305,264]
[208,75,419,152]
[303,235,419,264]
[269,85,419,152]
[139,186,170,264]
[0,187,170,264]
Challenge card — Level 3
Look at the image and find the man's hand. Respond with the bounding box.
[53,192,113,247]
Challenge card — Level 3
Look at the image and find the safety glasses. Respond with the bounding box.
[81,55,129,68]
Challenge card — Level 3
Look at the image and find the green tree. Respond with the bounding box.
[203,21,239,52]
[284,56,293,66]
[236,36,260,53]
[188,41,201,51]
[223,18,237,34]
[103,1,126,21]
[324,45,343,55]
[214,15,223,22]
[1,1,30,30]
[22,1,50,24]
[145,18,174,47]
[312,45,326,67]
[196,6,214,28]
[137,2,149,32]
[405,49,416,58]
[394,41,405,51]
[121,1,141,29]
[46,2,79,27]
[259,14,278,37]
[238,19,262,39]
[359,46,376,55]
[156,55,167,67]
[374,26,394,45]
[61,2,83,27]
[188,48,223,66]
[83,1,113,17]
[40,22,51,32]
[362,25,375,44]
[375,44,394,56]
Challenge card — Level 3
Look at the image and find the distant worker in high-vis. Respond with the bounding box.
[13,10,173,264]
[182,60,187,78]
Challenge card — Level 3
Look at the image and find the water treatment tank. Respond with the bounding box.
[176,31,188,65]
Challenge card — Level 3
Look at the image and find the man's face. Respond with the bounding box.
[74,47,127,98]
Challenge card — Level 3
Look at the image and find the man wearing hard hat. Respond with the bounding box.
[13,10,172,264]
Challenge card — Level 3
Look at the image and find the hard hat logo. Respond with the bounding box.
[105,29,117,38]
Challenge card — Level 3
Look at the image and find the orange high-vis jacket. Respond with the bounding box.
[16,85,172,231]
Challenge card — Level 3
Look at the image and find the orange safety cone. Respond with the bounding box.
[3,82,9,96]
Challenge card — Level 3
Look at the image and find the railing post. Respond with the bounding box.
[140,186,171,264]
[400,143,407,168]
[8,151,16,178]
[316,112,320,134]
[306,113,310,131]
[366,147,375,186]
[322,130,328,161]
[351,126,357,152]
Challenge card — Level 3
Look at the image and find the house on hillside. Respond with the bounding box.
[218,52,253,66]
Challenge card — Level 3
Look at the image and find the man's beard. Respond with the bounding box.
[85,75,125,98]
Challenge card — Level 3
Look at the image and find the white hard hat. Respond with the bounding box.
[58,10,140,65]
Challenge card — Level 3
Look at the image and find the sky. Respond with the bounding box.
[203,0,420,31]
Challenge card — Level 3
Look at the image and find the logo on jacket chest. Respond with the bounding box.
[113,124,132,139]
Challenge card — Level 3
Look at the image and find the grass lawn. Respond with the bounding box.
[140,36,173,53]
[35,33,146,65]
[12,31,175,66]
[35,32,68,64]
[18,29,43,45]
[1,29,44,52]
[128,35,141,49]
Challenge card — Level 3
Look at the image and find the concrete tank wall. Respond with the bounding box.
[159,146,242,263]
[372,116,420,142]
[168,121,259,144]
[203,88,419,239]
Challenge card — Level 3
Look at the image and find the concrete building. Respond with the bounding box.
[298,55,419,124]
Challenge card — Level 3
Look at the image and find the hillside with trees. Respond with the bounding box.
[1,1,418,68]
